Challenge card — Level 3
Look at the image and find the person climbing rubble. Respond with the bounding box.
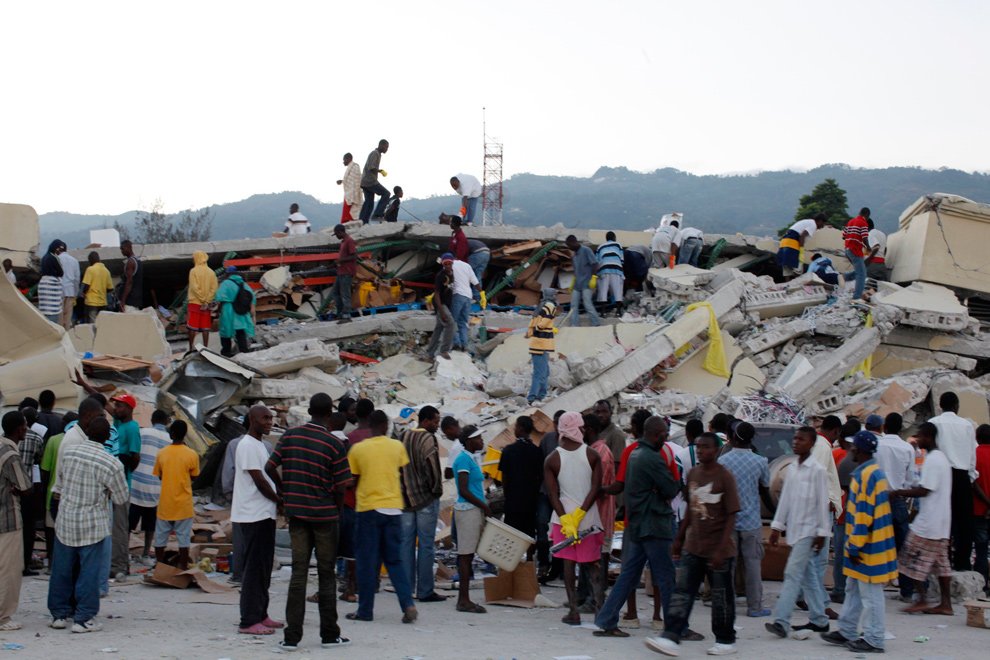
[215,266,256,357]
[525,297,557,404]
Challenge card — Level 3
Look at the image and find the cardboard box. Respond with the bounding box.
[484,561,541,608]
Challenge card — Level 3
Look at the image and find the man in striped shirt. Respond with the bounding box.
[595,232,625,304]
[842,208,871,300]
[266,394,352,650]
[129,410,171,564]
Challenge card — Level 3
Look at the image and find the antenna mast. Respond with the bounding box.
[481,107,503,226]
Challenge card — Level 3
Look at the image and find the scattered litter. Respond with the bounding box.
[100,649,118,654]
[791,629,813,640]
[884,631,896,640]
[553,656,593,660]
[1,643,24,651]
[914,635,931,643]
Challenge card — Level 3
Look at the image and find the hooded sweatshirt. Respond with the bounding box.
[188,251,218,305]
[41,240,66,277]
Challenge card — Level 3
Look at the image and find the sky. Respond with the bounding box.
[2,0,988,216]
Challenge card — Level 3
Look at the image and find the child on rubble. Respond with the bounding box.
[383,186,403,223]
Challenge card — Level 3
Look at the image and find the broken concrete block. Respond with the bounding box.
[244,378,311,400]
[771,354,814,394]
[92,311,171,362]
[949,571,987,604]
[751,350,775,368]
[394,374,443,406]
[485,369,530,398]
[873,281,971,331]
[776,340,798,365]
[930,371,990,425]
[768,327,881,404]
[742,286,829,319]
[66,323,96,354]
[808,389,845,415]
[258,311,437,346]
[435,351,486,390]
[234,339,341,377]
[259,266,291,295]
[0,203,40,268]
[955,356,978,372]
[844,370,934,419]
[566,342,626,382]
[871,344,959,379]
[296,367,348,400]
[739,319,813,355]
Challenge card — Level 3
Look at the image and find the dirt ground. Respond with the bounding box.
[3,570,987,659]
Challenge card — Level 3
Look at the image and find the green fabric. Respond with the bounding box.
[113,419,142,488]
[215,275,256,338]
[624,444,680,542]
[40,431,64,512]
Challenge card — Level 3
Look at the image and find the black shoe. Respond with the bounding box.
[845,638,884,653]
[796,600,808,611]
[22,569,39,577]
[765,622,786,638]
[830,593,845,604]
[820,630,851,646]
[345,612,372,622]
[418,593,448,603]
[793,621,829,633]
[680,629,705,642]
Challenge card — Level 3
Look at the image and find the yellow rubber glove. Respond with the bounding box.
[425,293,434,307]
[559,512,579,540]
[379,169,388,177]
[589,275,597,290]
[479,290,487,309]
[571,507,587,528]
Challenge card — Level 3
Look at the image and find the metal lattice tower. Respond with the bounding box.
[481,108,503,226]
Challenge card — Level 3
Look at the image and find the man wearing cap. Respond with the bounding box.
[872,412,915,601]
[448,217,469,262]
[525,297,557,404]
[425,255,455,361]
[109,392,142,578]
[333,224,358,324]
[821,431,897,654]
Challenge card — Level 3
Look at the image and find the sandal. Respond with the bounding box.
[593,628,630,637]
[0,620,22,631]
[456,603,487,614]
[338,593,357,603]
[238,623,275,635]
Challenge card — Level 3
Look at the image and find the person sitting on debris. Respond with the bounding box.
[49,416,128,634]
[232,404,283,635]
[595,231,625,304]
[424,254,455,361]
[266,394,353,650]
[594,415,680,639]
[450,174,482,225]
[807,253,843,287]
[891,422,954,615]
[821,430,897,654]
[452,424,489,614]
[38,239,65,324]
[382,186,403,223]
[398,406,447,604]
[525,297,557,405]
[765,427,832,639]
[651,220,680,268]
[80,251,114,323]
[563,235,601,328]
[333,224,358,324]
[777,213,827,279]
[283,203,311,235]
[347,410,418,624]
[337,153,363,223]
[866,219,888,282]
[842,208,871,301]
[497,416,544,558]
[646,433,740,657]
[450,252,479,351]
[0,411,33,632]
[187,250,218,352]
[215,266,255,356]
[129,409,171,565]
[152,420,199,571]
[448,216,469,262]
[674,225,704,267]
[545,411,604,626]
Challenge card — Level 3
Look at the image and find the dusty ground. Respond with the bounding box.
[3,570,986,659]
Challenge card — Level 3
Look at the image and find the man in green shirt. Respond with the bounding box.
[40,412,78,565]
[109,393,141,578]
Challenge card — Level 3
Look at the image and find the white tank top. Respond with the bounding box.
[550,444,602,532]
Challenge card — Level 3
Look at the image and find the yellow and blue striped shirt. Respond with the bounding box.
[843,459,898,583]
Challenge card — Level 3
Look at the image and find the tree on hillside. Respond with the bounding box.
[792,178,849,230]
[115,199,214,244]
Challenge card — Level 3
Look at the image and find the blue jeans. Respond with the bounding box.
[678,238,703,267]
[528,352,549,402]
[360,183,390,222]
[450,294,471,348]
[661,552,735,645]
[844,249,867,299]
[49,537,103,624]
[467,250,490,289]
[355,510,414,619]
[774,536,829,631]
[564,287,601,327]
[974,516,989,593]
[463,196,479,224]
[595,536,675,630]
[830,520,847,599]
[838,577,886,649]
[400,500,440,599]
[890,497,913,597]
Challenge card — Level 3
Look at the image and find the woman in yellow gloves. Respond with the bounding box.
[544,411,605,626]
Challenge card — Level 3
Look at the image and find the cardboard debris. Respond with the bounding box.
[144,563,234,593]
[484,561,543,608]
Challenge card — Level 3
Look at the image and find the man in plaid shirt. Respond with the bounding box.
[1,411,34,631]
[17,407,45,576]
[48,416,128,634]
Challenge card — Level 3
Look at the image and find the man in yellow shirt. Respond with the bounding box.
[80,252,113,323]
[346,410,417,624]
[187,251,218,352]
[152,420,200,570]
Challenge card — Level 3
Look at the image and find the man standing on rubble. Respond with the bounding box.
[652,220,680,268]
[119,240,143,311]
[265,394,353,649]
[337,153,363,223]
[333,224,358,324]
[187,251,218,352]
[563,235,601,328]
[398,406,446,604]
[450,174,482,225]
[467,238,490,286]
[866,219,888,282]
[842,208,870,300]
[80,252,113,323]
[152,420,199,571]
[448,216,469,262]
[525,298,557,404]
[425,254,455,361]
[283,203,311,235]
[359,139,390,223]
[233,404,283,635]
[675,225,704,267]
[595,231,625,304]
[777,213,827,280]
[450,252,479,351]
[215,266,255,356]
[929,391,978,571]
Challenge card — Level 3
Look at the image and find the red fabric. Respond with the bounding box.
[449,229,469,261]
[341,202,353,222]
[842,216,869,256]
[186,303,213,331]
[974,444,990,516]
[337,235,358,276]
[550,524,603,562]
[832,447,847,467]
[616,440,679,525]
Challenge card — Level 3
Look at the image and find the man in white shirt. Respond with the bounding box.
[57,249,80,330]
[891,422,953,614]
[652,221,681,268]
[283,203,311,235]
[866,219,888,282]
[337,153,363,223]
[929,391,978,571]
[450,174,483,225]
[872,412,916,600]
[777,214,827,279]
[675,226,704,267]
[798,419,843,618]
[449,256,479,352]
[766,426,832,638]
[232,404,283,635]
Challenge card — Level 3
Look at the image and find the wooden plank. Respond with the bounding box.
[340,351,380,364]
[223,251,372,267]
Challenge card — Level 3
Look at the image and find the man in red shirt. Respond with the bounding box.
[448,217,469,262]
[333,224,358,324]
[842,208,870,300]
[973,424,990,596]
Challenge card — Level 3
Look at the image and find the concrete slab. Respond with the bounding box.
[743,286,830,319]
[66,323,96,354]
[92,311,171,362]
[0,202,40,268]
[871,345,960,379]
[234,339,341,377]
[883,326,990,359]
[873,281,971,331]
[662,330,766,396]
[259,311,438,346]
[769,327,881,404]
[931,371,990,425]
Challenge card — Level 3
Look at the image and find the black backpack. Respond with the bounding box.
[232,280,253,315]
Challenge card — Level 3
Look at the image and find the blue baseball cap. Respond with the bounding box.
[864,414,884,430]
[852,430,878,454]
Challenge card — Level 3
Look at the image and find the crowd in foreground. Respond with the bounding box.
[1,384,988,657]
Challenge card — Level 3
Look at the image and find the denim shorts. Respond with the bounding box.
[155,517,194,548]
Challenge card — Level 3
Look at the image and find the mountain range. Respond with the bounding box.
[39,164,990,249]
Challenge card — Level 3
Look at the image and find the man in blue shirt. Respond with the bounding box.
[563,235,601,327]
[595,232,625,304]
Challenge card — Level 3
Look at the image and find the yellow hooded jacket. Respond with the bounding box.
[188,251,218,305]
[526,301,557,355]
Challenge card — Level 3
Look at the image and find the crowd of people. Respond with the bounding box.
[2,382,987,657]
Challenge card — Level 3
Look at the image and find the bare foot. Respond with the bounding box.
[902,601,929,614]
[923,605,954,615]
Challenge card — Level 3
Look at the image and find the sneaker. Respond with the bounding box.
[322,637,352,648]
[845,638,884,653]
[707,643,737,656]
[72,619,103,633]
[747,608,771,617]
[50,618,68,630]
[277,641,298,652]
[645,636,680,656]
[764,622,786,638]
[792,621,829,632]
[820,630,850,646]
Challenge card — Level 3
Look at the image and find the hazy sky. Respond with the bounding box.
[2,0,988,215]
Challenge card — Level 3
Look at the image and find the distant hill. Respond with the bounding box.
[41,164,990,248]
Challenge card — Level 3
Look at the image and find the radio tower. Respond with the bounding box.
[481,108,503,226]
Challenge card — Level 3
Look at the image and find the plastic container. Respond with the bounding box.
[481,446,502,482]
[476,517,535,572]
